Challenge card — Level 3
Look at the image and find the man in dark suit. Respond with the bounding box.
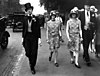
[79,3,96,66]
[22,3,41,74]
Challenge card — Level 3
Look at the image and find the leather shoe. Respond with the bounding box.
[54,63,59,67]
[95,54,99,58]
[49,56,52,61]
[75,63,81,68]
[70,60,74,64]
[86,62,91,66]
[31,68,36,74]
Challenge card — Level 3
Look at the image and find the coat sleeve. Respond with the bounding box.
[36,16,41,38]
[22,17,25,38]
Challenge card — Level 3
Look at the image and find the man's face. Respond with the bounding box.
[27,8,33,15]
[84,5,90,11]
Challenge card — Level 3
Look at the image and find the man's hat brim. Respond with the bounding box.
[25,6,33,11]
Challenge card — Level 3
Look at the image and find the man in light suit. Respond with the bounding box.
[22,3,41,74]
[79,3,96,66]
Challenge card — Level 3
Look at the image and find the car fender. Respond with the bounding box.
[2,31,10,37]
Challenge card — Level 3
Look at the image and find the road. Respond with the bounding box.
[0,28,23,76]
[0,27,100,76]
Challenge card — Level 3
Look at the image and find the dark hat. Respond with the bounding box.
[24,3,34,11]
[68,9,79,18]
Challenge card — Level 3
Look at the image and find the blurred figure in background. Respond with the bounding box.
[55,11,64,43]
[95,13,100,58]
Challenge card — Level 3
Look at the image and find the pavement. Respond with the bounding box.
[0,28,23,76]
[17,28,100,76]
[1,27,100,76]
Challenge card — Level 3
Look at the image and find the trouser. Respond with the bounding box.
[95,45,100,54]
[82,30,93,62]
[24,34,38,68]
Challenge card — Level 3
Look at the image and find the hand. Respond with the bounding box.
[38,38,42,46]
[68,39,71,42]
[46,39,49,43]
[22,38,23,43]
[80,37,83,41]
[84,25,88,30]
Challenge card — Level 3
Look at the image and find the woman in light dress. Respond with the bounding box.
[46,11,61,67]
[66,9,82,68]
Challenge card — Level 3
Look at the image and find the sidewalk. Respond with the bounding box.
[18,29,100,76]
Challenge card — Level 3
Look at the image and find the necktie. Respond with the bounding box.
[87,11,89,16]
[28,15,32,22]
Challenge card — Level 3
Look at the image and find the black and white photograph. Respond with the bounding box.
[0,0,100,76]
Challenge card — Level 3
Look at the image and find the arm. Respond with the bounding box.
[37,16,41,38]
[46,22,49,40]
[22,17,25,38]
[66,20,70,41]
[79,20,82,38]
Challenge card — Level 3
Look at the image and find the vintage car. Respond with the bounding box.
[0,17,10,49]
[12,12,25,32]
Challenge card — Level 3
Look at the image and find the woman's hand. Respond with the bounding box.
[68,38,71,42]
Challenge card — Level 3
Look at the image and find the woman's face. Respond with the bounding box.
[51,15,56,20]
[72,14,77,18]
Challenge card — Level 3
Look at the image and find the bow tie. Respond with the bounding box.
[28,16,32,22]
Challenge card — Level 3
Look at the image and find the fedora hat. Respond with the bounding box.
[24,3,34,11]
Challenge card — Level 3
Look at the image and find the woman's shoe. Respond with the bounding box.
[95,54,99,58]
[70,60,74,64]
[54,63,59,67]
[49,56,52,61]
[74,63,81,68]
[31,68,36,75]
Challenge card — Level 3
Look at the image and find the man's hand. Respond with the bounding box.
[84,25,88,30]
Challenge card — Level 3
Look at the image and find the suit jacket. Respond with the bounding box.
[79,10,96,31]
[22,15,41,39]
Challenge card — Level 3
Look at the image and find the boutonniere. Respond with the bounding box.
[32,18,36,22]
[92,14,95,17]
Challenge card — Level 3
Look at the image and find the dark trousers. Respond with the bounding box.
[24,33,38,68]
[82,30,93,62]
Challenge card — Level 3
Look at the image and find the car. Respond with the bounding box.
[0,17,10,49]
[12,12,25,32]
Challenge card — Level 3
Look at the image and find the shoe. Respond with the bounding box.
[54,63,59,67]
[61,39,64,43]
[49,56,52,61]
[70,60,74,64]
[31,68,36,75]
[86,62,91,66]
[95,54,99,58]
[74,63,81,68]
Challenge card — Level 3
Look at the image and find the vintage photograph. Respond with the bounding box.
[0,0,100,76]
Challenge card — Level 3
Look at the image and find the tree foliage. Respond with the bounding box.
[39,0,100,13]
